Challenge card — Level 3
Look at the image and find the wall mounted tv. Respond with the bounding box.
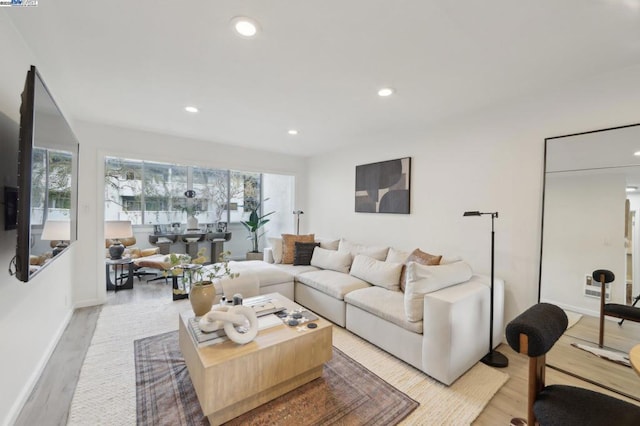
[15,65,79,282]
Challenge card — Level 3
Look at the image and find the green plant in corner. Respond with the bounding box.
[240,199,275,253]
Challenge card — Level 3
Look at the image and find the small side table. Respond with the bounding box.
[170,263,202,301]
[106,258,134,292]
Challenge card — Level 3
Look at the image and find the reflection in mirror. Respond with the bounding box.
[541,123,640,401]
[15,66,78,281]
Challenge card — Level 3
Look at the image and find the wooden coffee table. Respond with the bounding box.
[178,293,333,425]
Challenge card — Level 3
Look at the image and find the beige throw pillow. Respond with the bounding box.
[399,248,442,292]
[268,237,283,263]
[338,238,389,261]
[281,234,315,264]
[404,260,473,322]
[315,237,340,251]
[310,247,352,273]
[386,247,410,263]
[350,254,403,291]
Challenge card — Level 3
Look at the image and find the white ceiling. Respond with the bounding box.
[6,0,640,157]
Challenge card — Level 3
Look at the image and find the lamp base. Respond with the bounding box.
[481,350,509,368]
[52,242,68,256]
[109,242,125,260]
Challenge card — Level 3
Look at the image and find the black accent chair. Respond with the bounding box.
[593,269,640,348]
[506,303,640,426]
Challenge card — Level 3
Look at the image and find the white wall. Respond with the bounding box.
[306,64,640,325]
[0,11,75,426]
[72,120,308,306]
[541,173,626,315]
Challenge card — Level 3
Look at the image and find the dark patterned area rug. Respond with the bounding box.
[135,331,419,425]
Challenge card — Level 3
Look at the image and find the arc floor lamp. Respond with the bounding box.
[463,210,509,368]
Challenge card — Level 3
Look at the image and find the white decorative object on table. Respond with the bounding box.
[199,304,259,344]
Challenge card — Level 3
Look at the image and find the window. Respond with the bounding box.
[105,157,143,223]
[31,147,73,224]
[142,161,187,225]
[105,157,269,226]
[104,156,295,259]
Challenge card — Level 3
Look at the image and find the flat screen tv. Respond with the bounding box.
[15,66,79,282]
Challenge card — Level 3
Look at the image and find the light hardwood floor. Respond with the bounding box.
[15,280,640,425]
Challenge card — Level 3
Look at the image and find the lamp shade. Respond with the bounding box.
[41,220,70,241]
[104,220,133,240]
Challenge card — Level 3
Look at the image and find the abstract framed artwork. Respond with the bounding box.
[355,157,411,214]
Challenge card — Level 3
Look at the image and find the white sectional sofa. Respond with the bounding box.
[208,237,504,386]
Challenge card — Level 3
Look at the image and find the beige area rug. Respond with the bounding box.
[135,332,418,425]
[68,297,508,425]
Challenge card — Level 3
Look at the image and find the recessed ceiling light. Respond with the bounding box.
[288,129,298,135]
[634,151,640,156]
[627,186,638,192]
[377,87,395,97]
[185,106,199,113]
[231,16,260,38]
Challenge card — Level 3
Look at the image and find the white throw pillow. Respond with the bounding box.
[315,237,340,251]
[310,247,353,273]
[350,254,403,291]
[338,238,389,261]
[386,247,410,263]
[440,255,463,265]
[404,261,473,322]
[268,237,283,264]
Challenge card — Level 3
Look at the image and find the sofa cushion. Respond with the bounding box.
[400,248,442,292]
[338,238,389,261]
[345,286,423,334]
[224,260,294,287]
[268,237,283,263]
[281,234,315,264]
[296,269,370,300]
[310,247,352,273]
[293,242,320,265]
[404,260,473,322]
[315,237,340,250]
[272,263,320,277]
[350,254,403,291]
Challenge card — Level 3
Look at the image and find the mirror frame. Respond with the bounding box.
[15,66,79,282]
[538,122,640,300]
[539,122,640,402]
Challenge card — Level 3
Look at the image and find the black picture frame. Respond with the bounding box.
[4,186,18,230]
[355,157,411,214]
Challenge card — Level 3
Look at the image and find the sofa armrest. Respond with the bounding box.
[263,247,275,263]
[421,275,504,385]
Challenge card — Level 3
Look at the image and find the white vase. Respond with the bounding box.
[187,215,198,230]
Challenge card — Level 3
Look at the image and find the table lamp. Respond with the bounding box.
[41,220,70,256]
[105,220,133,260]
[463,210,509,368]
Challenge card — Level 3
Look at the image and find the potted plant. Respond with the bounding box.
[166,249,239,316]
[240,199,274,260]
[181,203,200,230]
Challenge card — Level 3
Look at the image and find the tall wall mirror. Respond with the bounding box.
[14,66,79,281]
[540,123,640,401]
